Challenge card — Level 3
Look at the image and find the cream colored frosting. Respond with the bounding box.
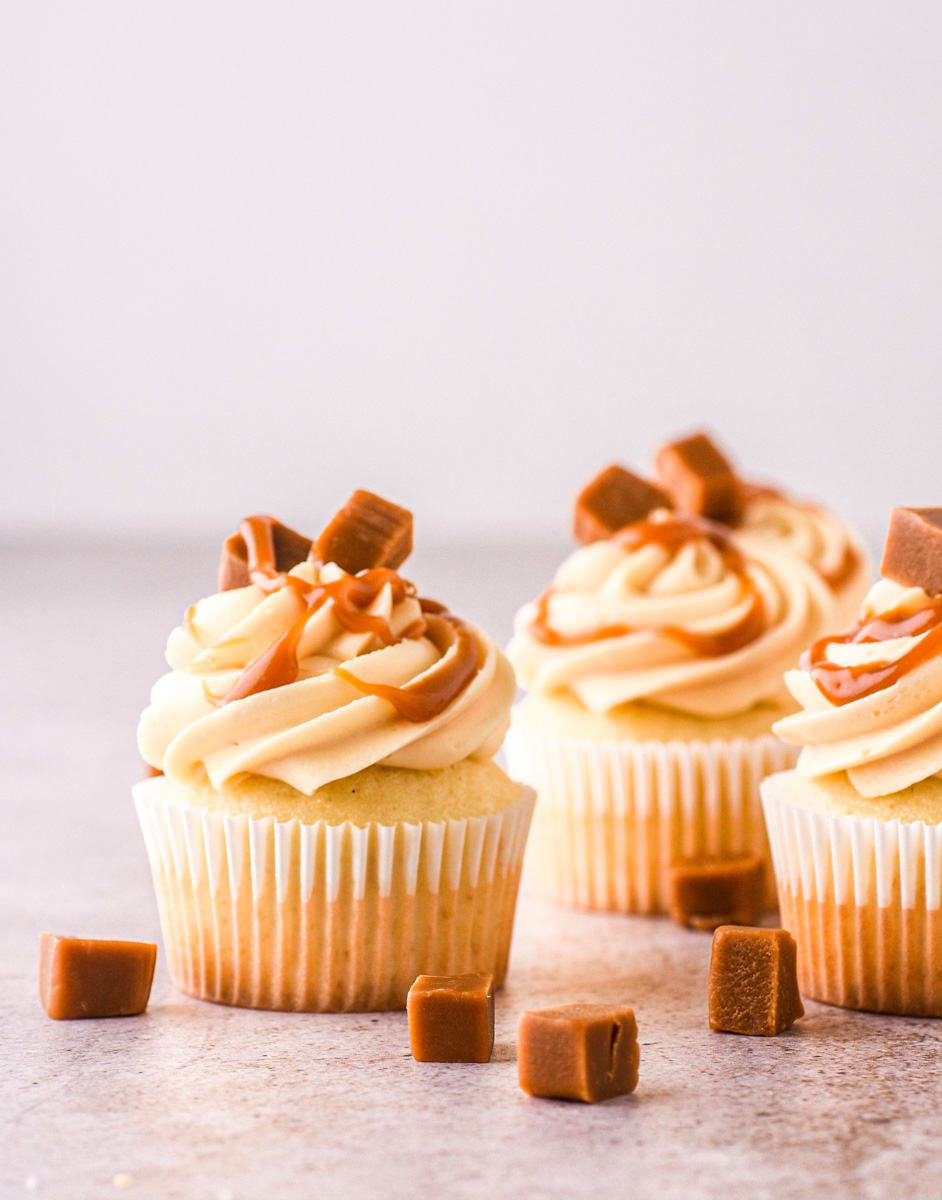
[774,578,942,797]
[507,513,838,718]
[138,560,516,794]
[738,492,870,628]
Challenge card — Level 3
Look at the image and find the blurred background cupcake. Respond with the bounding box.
[134,492,533,1012]
[764,506,942,1015]
[505,433,866,914]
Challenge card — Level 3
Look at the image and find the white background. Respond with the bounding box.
[2,1,941,547]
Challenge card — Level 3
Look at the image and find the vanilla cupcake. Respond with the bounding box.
[763,507,942,1016]
[134,494,533,1012]
[506,507,838,914]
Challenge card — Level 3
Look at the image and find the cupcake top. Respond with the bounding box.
[577,432,869,625]
[138,492,516,795]
[507,510,838,718]
[507,433,865,720]
[774,507,942,798]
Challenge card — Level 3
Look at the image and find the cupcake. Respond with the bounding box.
[763,507,942,1016]
[505,435,865,915]
[134,492,533,1012]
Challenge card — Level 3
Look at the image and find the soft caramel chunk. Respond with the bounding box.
[218,516,312,590]
[881,507,942,597]
[39,934,157,1020]
[311,489,413,575]
[708,926,803,1036]
[573,465,673,544]
[407,971,494,1062]
[518,1004,640,1102]
[656,432,744,524]
[668,855,765,931]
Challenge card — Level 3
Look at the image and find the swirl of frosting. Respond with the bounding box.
[737,490,870,628]
[507,512,838,718]
[773,578,942,796]
[138,559,516,794]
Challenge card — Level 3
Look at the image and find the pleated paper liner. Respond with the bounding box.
[762,770,942,1016]
[133,777,535,1012]
[505,719,794,914]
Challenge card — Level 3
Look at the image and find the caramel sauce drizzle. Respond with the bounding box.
[802,596,942,706]
[528,514,768,658]
[817,541,861,591]
[336,611,482,723]
[218,518,478,721]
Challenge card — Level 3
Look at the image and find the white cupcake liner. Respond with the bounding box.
[133,777,534,1012]
[504,719,794,914]
[762,771,942,1016]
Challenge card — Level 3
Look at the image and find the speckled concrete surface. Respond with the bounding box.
[4,534,940,1200]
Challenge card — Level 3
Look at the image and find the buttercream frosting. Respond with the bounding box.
[139,557,516,794]
[738,491,869,627]
[774,578,942,796]
[507,512,838,718]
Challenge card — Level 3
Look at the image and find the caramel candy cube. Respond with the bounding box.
[881,507,942,598]
[407,972,494,1063]
[39,934,157,1020]
[573,465,673,544]
[656,432,744,524]
[518,1004,640,1103]
[218,516,312,590]
[668,855,765,931]
[312,489,413,575]
[709,926,804,1036]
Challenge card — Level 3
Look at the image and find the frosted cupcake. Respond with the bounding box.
[506,500,840,914]
[763,507,942,1015]
[134,492,533,1012]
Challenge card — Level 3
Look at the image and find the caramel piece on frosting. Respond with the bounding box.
[881,507,942,597]
[656,432,744,524]
[311,489,413,574]
[518,1004,640,1102]
[218,516,312,591]
[573,465,673,544]
[668,855,765,932]
[407,971,494,1063]
[39,933,157,1020]
[708,926,803,1036]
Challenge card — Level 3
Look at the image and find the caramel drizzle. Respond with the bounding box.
[528,514,768,658]
[336,611,482,723]
[802,597,942,706]
[817,541,861,591]
[219,518,478,720]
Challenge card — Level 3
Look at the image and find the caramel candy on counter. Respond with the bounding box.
[573,465,673,544]
[668,855,765,931]
[39,934,157,1020]
[407,971,494,1063]
[881,507,942,597]
[312,489,413,575]
[218,516,312,590]
[709,926,804,1036]
[518,1004,640,1103]
[656,432,744,524]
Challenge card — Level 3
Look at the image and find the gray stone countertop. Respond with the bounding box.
[2,532,939,1200]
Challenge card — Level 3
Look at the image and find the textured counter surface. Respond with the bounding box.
[3,532,940,1200]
